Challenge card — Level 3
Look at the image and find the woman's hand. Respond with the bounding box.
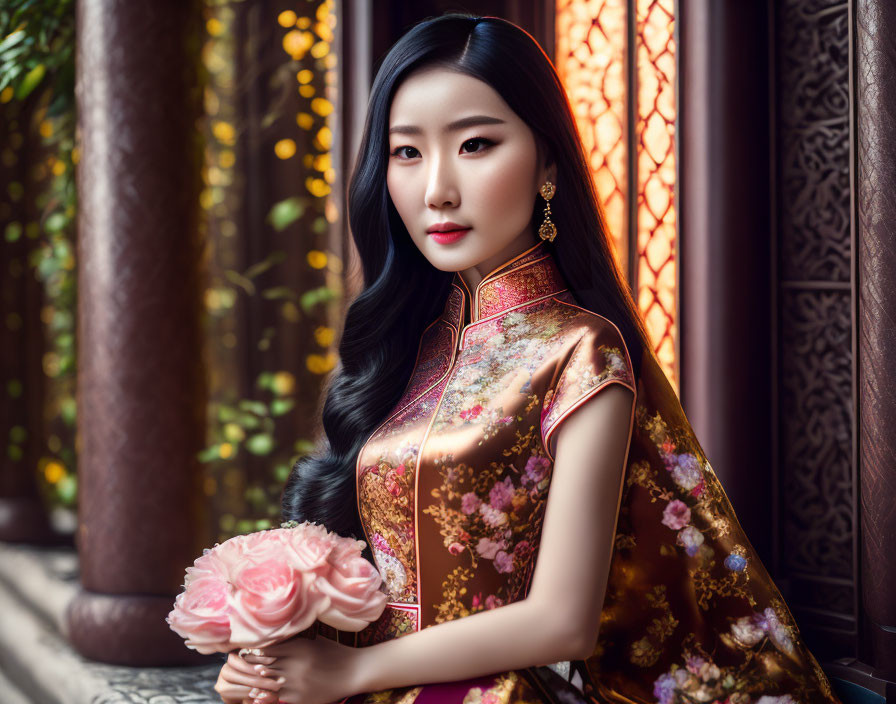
[246,634,365,704]
[214,650,283,704]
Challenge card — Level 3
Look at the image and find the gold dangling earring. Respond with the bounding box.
[538,181,557,242]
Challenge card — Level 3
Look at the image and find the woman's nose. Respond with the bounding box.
[424,156,460,208]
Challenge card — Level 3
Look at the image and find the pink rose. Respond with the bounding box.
[461,491,481,515]
[489,476,515,511]
[184,548,229,586]
[476,537,506,559]
[315,547,387,632]
[169,521,385,653]
[484,594,504,609]
[493,550,514,573]
[661,500,691,531]
[227,558,324,648]
[677,525,705,556]
[166,577,232,654]
[281,523,338,575]
[523,456,550,485]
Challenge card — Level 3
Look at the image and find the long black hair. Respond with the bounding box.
[282,13,652,547]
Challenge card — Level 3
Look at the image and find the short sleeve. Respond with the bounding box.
[540,318,636,461]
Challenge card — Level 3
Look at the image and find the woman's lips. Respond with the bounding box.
[428,228,471,244]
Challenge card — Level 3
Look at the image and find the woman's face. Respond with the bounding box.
[386,66,555,280]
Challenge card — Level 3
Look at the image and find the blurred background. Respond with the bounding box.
[1,0,893,702]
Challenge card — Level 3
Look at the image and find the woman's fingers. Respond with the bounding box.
[213,677,256,703]
[251,663,283,677]
[228,652,271,676]
[221,663,282,691]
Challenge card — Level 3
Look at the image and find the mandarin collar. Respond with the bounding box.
[443,240,568,330]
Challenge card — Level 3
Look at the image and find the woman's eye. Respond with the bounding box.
[461,137,494,153]
[390,146,419,159]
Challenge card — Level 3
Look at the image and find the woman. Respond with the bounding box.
[214,13,842,704]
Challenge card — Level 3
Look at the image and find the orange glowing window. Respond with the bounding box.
[556,0,678,391]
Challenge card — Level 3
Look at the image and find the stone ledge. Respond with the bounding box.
[0,541,222,704]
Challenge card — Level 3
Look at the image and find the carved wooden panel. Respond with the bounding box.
[773,0,855,657]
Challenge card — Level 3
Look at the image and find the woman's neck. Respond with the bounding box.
[457,230,538,293]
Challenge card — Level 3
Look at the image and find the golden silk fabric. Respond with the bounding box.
[321,241,840,704]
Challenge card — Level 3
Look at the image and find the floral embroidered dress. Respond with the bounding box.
[318,240,841,704]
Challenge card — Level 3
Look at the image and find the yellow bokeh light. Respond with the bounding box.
[296,112,314,130]
[271,371,296,395]
[200,188,214,210]
[299,84,316,98]
[224,422,245,442]
[311,97,333,117]
[219,442,234,459]
[274,138,297,159]
[324,168,335,184]
[307,250,327,269]
[297,16,311,29]
[51,160,66,176]
[313,153,331,172]
[314,21,333,43]
[206,18,224,36]
[316,126,332,150]
[39,120,53,138]
[306,177,330,198]
[310,41,329,59]
[71,146,80,165]
[0,86,13,103]
[283,29,314,60]
[219,149,235,168]
[314,326,335,347]
[204,288,220,310]
[281,301,301,322]
[306,352,337,375]
[297,69,313,84]
[278,10,297,27]
[212,120,236,145]
[44,461,65,484]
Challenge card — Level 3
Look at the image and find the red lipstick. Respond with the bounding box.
[427,221,471,244]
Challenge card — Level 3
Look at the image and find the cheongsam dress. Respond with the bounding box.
[318,240,842,704]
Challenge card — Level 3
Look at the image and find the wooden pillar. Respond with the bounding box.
[65,0,210,665]
[677,0,772,562]
[856,0,896,681]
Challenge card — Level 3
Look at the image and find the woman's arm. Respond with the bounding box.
[352,383,635,693]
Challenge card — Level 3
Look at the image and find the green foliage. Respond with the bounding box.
[2,0,78,510]
[0,0,76,111]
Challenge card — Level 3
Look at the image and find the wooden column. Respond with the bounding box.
[677,0,772,562]
[856,0,896,681]
[66,0,210,665]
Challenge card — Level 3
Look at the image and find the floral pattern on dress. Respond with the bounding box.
[586,380,840,703]
[419,299,636,627]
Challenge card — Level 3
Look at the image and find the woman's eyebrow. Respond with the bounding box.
[388,115,506,135]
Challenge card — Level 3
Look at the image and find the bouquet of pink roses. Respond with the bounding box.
[166,520,387,654]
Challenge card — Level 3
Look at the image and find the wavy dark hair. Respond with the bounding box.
[282,13,653,550]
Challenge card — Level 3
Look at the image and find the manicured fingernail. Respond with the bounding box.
[249,688,259,697]
[276,676,286,685]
